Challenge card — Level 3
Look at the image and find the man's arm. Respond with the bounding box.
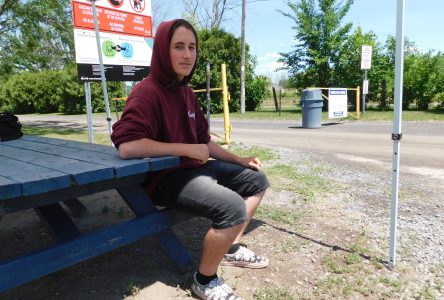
[207,141,262,170]
[118,138,209,163]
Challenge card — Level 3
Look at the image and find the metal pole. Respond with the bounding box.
[85,82,94,144]
[356,86,360,119]
[240,0,246,113]
[221,64,231,144]
[90,0,113,138]
[389,0,405,268]
[362,69,367,118]
[206,61,211,131]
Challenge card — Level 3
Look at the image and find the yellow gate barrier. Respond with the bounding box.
[307,86,361,119]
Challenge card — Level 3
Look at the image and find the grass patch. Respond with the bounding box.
[22,126,111,145]
[417,282,437,300]
[254,287,296,300]
[323,252,362,274]
[265,164,331,200]
[255,205,302,225]
[379,276,405,293]
[122,280,141,297]
[280,238,301,253]
[228,142,277,162]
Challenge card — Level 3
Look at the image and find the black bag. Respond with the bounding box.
[0,112,23,142]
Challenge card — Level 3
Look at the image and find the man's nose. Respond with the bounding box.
[183,48,191,58]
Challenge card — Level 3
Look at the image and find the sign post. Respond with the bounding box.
[91,0,112,137]
[360,45,372,118]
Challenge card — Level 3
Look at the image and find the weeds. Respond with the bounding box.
[266,164,331,201]
[254,287,296,300]
[255,205,302,225]
[228,142,278,162]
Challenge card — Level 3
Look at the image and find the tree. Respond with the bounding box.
[182,0,239,29]
[278,0,354,90]
[333,27,391,109]
[192,28,266,112]
[152,1,175,32]
[0,0,74,80]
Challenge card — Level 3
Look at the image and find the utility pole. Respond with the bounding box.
[240,0,246,113]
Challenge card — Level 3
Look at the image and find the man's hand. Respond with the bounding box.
[186,144,210,163]
[239,156,262,170]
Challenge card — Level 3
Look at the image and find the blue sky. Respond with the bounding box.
[165,0,444,82]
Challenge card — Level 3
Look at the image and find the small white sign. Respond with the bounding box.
[328,88,348,118]
[363,79,369,95]
[361,45,373,69]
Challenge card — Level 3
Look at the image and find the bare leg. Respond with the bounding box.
[198,222,245,276]
[233,190,266,244]
[198,190,267,275]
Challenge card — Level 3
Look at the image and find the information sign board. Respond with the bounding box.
[360,45,373,70]
[72,0,153,82]
[328,89,348,118]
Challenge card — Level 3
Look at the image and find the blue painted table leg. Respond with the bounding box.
[118,185,195,272]
[156,228,196,273]
[35,203,81,242]
[62,198,87,217]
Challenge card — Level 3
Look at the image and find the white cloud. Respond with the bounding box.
[265,52,281,58]
[254,53,288,84]
[255,52,285,75]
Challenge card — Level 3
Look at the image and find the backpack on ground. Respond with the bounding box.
[0,112,23,142]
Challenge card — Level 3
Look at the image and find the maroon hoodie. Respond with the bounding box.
[111,19,211,194]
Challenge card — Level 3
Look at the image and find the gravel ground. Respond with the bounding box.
[265,145,444,298]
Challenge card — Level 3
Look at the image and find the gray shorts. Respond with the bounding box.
[153,160,270,229]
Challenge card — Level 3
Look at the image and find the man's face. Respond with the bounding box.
[169,26,197,81]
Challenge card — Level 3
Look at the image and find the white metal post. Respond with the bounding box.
[389,0,405,268]
[90,0,113,137]
[85,81,94,143]
[240,0,246,114]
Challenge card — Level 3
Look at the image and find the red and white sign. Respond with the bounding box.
[72,0,153,81]
[72,0,152,37]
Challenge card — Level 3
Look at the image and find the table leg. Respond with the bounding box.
[62,198,87,218]
[118,185,195,272]
[35,203,81,242]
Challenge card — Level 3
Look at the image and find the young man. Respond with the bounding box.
[111,19,269,300]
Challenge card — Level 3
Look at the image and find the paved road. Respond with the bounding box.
[211,119,444,181]
[17,114,444,181]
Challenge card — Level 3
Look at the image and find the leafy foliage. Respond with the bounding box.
[0,0,74,81]
[279,0,354,88]
[192,28,267,113]
[279,0,444,112]
[0,65,125,114]
[245,75,270,111]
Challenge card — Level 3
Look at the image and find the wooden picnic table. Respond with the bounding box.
[0,136,194,292]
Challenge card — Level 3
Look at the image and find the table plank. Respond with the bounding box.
[0,145,114,185]
[0,175,21,200]
[0,212,169,293]
[5,138,149,178]
[21,136,118,155]
[0,157,70,198]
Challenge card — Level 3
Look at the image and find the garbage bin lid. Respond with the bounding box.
[301,89,322,101]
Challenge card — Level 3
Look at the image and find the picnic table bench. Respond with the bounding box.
[0,136,194,293]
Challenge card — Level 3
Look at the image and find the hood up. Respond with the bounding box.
[149,19,198,89]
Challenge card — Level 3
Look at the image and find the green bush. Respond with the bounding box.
[0,66,125,114]
[192,28,258,113]
[433,92,444,109]
[245,75,270,111]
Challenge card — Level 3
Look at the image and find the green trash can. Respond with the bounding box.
[301,89,323,128]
